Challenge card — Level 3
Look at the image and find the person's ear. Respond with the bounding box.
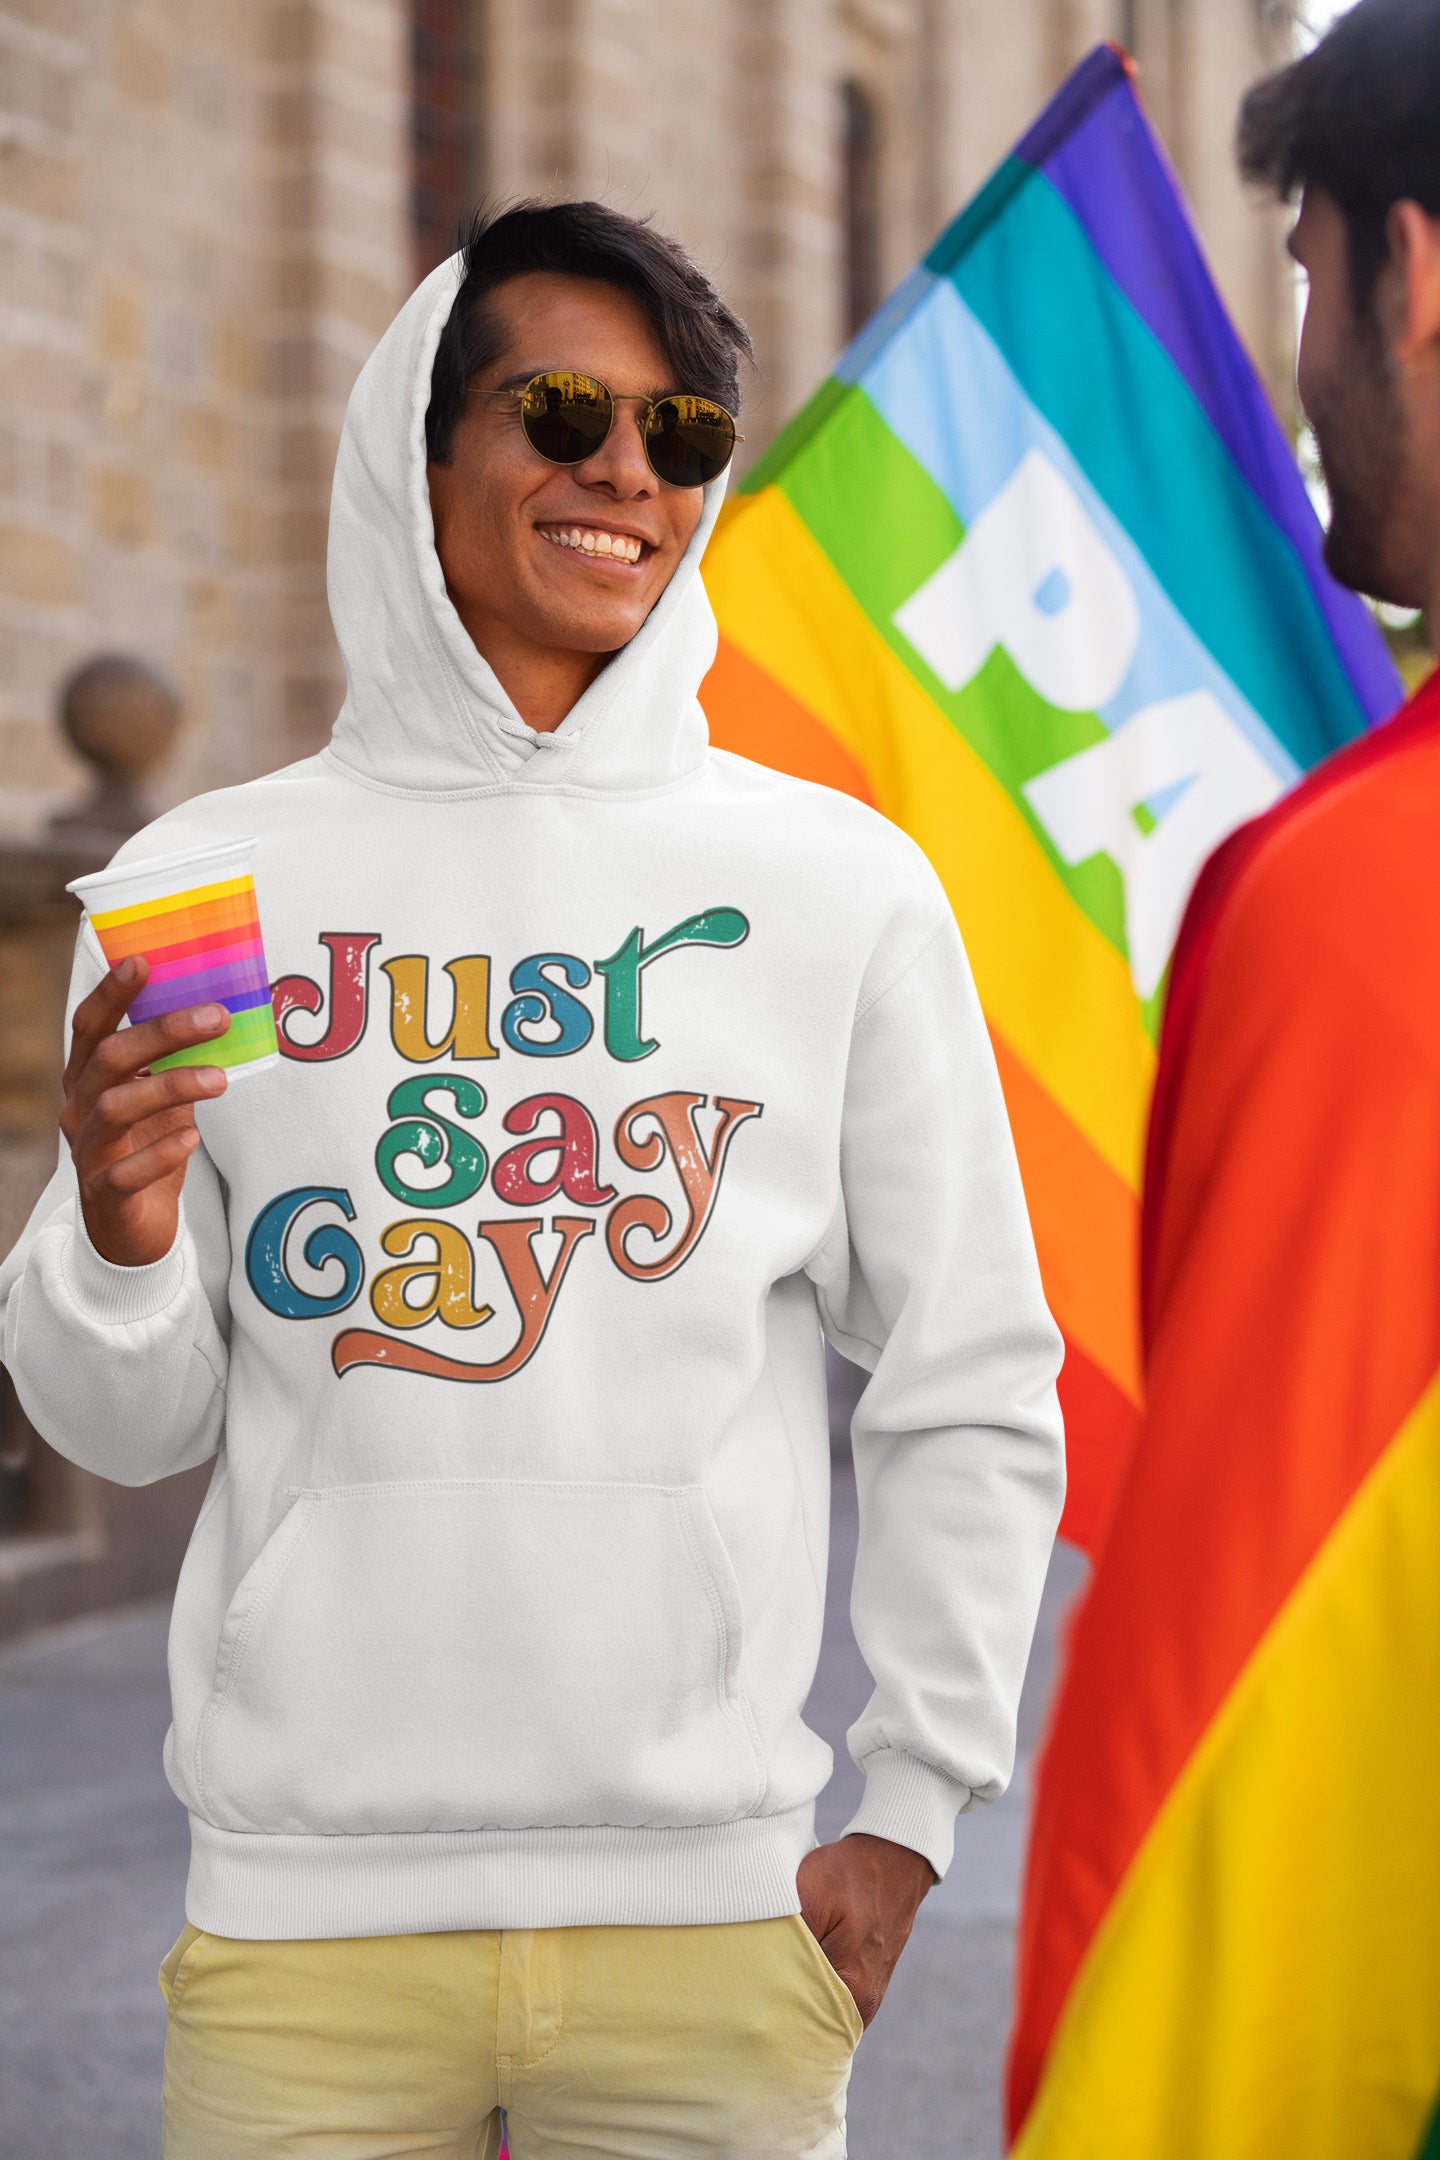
[1388,200,1440,368]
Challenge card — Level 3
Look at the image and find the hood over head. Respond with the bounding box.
[326,254,728,796]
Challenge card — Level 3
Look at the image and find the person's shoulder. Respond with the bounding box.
[699,748,952,961]
[702,745,941,885]
[1148,673,1440,1241]
[1164,672,1440,1096]
[104,755,333,867]
[1211,671,1440,963]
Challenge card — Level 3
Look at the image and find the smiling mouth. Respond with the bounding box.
[537,523,648,565]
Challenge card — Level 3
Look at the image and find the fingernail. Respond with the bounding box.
[191,1005,227,1031]
[118,957,139,984]
[196,1068,227,1094]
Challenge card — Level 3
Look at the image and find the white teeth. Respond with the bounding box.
[540,525,642,562]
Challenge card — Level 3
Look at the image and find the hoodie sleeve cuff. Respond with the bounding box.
[63,1214,188,1326]
[841,1751,971,1880]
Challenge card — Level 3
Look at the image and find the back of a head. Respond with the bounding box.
[425,200,753,467]
[1239,0,1440,303]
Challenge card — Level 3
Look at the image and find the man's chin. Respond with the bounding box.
[523,585,662,657]
[1323,515,1419,610]
[537,611,651,657]
[1322,516,1383,599]
[1310,356,1412,607]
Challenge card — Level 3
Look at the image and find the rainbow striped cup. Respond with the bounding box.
[68,838,279,1079]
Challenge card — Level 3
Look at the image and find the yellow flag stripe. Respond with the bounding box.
[1014,1368,1440,2160]
[704,488,1154,1188]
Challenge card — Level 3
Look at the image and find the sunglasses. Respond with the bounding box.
[486,371,740,489]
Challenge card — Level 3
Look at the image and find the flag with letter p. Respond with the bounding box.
[700,43,1399,1551]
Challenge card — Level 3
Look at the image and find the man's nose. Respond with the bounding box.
[578,405,657,494]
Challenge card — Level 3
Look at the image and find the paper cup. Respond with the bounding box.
[68,838,279,1078]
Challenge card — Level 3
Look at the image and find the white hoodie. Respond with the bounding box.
[0,258,1065,1940]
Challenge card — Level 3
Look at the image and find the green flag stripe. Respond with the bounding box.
[774,380,1134,971]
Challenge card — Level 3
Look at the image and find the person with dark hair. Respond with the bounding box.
[1238,0,1440,610]
[1026,2,1440,2137]
[425,202,751,465]
[0,198,1066,2153]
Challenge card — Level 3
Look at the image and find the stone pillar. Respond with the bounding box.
[730,0,845,447]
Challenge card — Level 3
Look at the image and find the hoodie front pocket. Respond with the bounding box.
[193,1479,766,1836]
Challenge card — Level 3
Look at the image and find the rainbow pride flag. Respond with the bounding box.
[1009,667,1440,2155]
[701,44,1399,1550]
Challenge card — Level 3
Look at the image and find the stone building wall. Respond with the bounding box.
[412,0,475,277]
[0,0,410,842]
[0,0,1302,1637]
[0,0,411,1635]
[0,0,1295,833]
[1126,0,1297,416]
[475,0,1295,469]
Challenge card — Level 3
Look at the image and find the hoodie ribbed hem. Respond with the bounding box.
[63,1220,188,1325]
[185,1805,816,1940]
[841,1751,970,1880]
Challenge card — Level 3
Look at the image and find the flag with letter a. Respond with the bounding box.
[701,43,1398,1552]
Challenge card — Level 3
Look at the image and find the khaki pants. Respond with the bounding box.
[160,1914,862,2159]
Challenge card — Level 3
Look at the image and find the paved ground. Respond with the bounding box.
[0,1447,1085,2160]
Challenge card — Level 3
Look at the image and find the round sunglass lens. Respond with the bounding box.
[520,373,613,463]
[645,396,736,487]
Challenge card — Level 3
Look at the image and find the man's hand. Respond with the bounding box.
[796,1831,937,2028]
[60,957,231,1268]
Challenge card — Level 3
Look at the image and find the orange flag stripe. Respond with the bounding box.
[703,635,877,806]
[989,1028,1141,1410]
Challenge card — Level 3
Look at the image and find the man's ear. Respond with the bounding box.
[1388,200,1440,368]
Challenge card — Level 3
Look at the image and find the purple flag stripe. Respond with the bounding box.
[1034,61,1399,723]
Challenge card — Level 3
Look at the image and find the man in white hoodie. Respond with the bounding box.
[2,203,1065,2158]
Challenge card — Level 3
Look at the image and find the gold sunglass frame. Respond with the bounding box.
[480,370,742,487]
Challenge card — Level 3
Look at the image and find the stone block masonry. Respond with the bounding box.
[0,0,409,834]
[0,0,1292,833]
[0,0,1297,1645]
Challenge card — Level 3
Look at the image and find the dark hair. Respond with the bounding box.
[425,200,753,464]
[1238,0,1440,311]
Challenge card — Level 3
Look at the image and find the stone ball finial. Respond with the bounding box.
[51,652,183,843]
